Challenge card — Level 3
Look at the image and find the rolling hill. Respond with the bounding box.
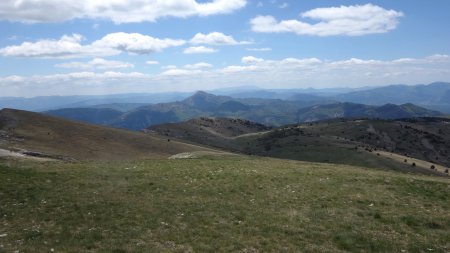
[147,117,271,150]
[1,97,449,252]
[0,108,215,160]
[149,117,450,175]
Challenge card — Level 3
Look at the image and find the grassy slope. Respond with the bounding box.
[0,109,213,160]
[298,119,450,167]
[234,127,448,176]
[0,156,449,252]
[149,118,449,176]
[148,117,271,151]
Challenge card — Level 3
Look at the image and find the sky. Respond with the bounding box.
[0,0,450,97]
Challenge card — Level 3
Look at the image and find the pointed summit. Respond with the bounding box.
[183,91,230,110]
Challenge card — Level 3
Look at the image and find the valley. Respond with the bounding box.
[2,2,450,252]
[0,96,449,253]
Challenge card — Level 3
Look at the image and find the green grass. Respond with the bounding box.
[0,156,449,252]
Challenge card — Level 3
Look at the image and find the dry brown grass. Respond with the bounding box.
[0,109,215,160]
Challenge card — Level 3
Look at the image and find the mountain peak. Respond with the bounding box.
[192,90,215,98]
[183,91,231,110]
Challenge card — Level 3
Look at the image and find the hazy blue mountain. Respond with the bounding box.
[46,108,123,126]
[0,95,92,112]
[61,92,192,108]
[111,110,179,130]
[49,92,310,129]
[4,82,449,113]
[0,92,193,112]
[211,86,369,98]
[89,103,149,112]
[182,91,232,110]
[46,91,447,130]
[296,102,445,122]
[334,82,450,112]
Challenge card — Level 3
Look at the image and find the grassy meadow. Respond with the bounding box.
[0,156,449,252]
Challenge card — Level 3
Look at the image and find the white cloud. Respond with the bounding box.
[427,54,450,62]
[161,69,202,76]
[183,62,213,70]
[0,0,247,24]
[221,65,259,73]
[0,33,185,59]
[242,56,264,64]
[146,60,159,65]
[55,58,134,70]
[190,32,251,46]
[92,32,186,55]
[1,55,449,96]
[183,46,217,54]
[247,47,272,52]
[0,34,112,59]
[250,4,403,36]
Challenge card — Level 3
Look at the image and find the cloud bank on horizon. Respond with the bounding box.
[0,0,449,96]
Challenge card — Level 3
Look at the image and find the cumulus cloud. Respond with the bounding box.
[55,58,134,70]
[0,34,111,59]
[242,56,264,64]
[190,32,251,46]
[250,4,403,36]
[93,32,186,54]
[1,54,449,96]
[183,46,217,54]
[0,33,185,59]
[0,0,247,23]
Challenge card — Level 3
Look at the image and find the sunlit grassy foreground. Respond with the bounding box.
[1,156,449,252]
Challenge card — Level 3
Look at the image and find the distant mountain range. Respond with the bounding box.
[2,82,450,113]
[333,82,450,112]
[0,92,193,112]
[296,103,444,122]
[48,91,313,129]
[45,91,446,130]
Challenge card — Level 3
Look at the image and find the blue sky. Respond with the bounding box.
[0,0,450,97]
